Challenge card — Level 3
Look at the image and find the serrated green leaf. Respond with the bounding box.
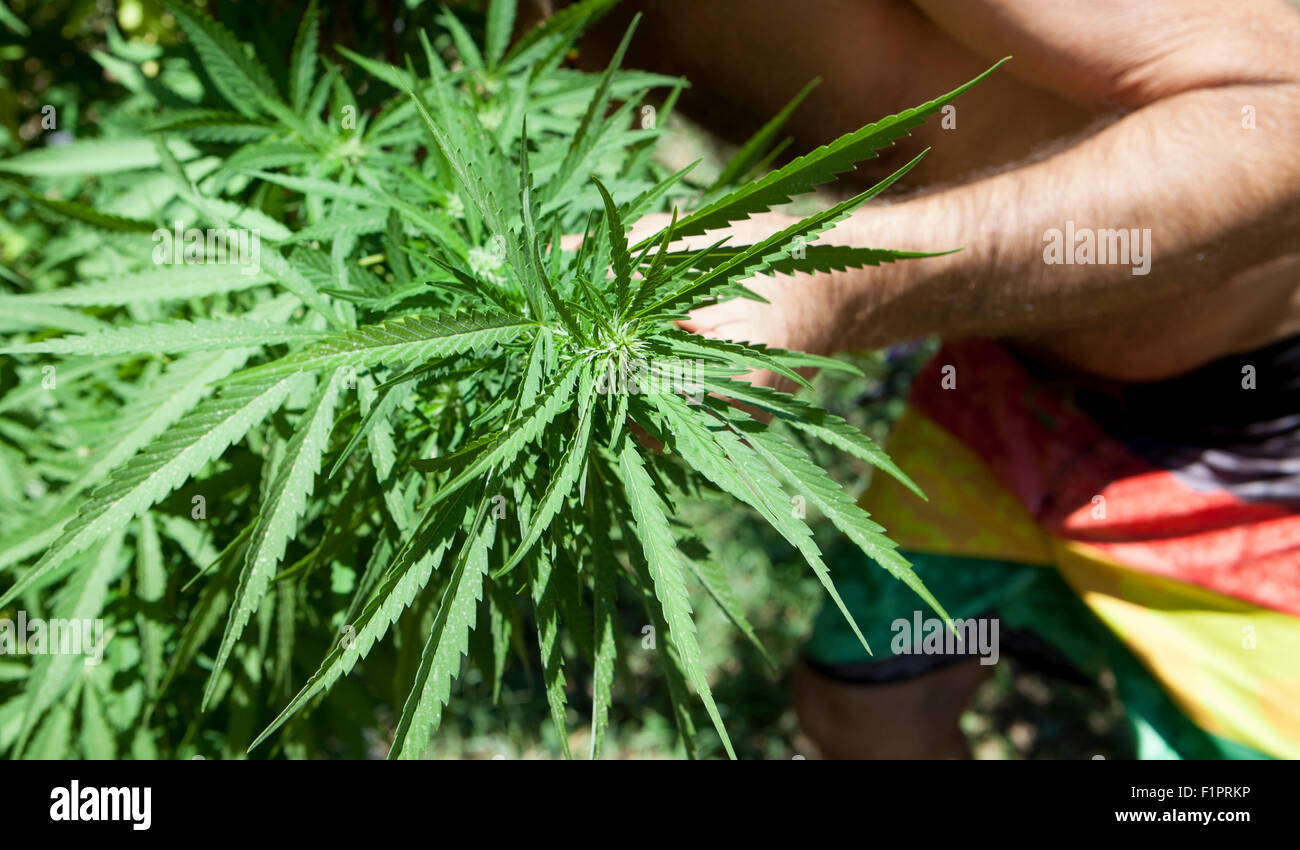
[530,546,572,759]
[485,0,517,69]
[734,413,949,625]
[0,302,107,335]
[649,391,872,656]
[502,0,619,70]
[496,367,594,577]
[641,58,1007,244]
[696,376,924,499]
[227,311,532,383]
[589,547,618,759]
[389,511,495,759]
[709,77,819,193]
[413,359,579,510]
[682,550,775,673]
[0,138,198,177]
[288,1,320,112]
[2,265,271,307]
[0,375,299,608]
[203,371,342,710]
[165,0,285,119]
[593,176,632,311]
[79,682,116,760]
[14,531,123,755]
[638,151,928,315]
[0,179,156,233]
[649,244,953,277]
[1,317,320,357]
[249,493,473,752]
[618,442,734,759]
[135,511,166,698]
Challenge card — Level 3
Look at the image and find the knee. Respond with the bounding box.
[792,660,990,759]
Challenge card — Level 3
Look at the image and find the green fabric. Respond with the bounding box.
[806,546,1273,760]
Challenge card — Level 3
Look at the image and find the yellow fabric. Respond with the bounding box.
[862,407,1053,565]
[860,406,1300,759]
[1054,540,1300,759]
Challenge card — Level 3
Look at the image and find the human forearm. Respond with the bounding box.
[820,82,1300,352]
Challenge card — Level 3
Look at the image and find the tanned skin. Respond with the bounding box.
[567,0,1300,757]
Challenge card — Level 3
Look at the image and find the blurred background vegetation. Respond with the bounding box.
[0,0,1135,759]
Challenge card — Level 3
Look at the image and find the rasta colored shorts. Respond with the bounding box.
[806,336,1300,759]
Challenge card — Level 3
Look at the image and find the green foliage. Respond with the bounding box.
[0,0,995,759]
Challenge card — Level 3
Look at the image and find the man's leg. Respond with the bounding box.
[797,549,1047,759]
[793,658,992,759]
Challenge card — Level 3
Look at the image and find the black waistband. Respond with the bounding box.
[1010,333,1300,444]
[1017,334,1300,505]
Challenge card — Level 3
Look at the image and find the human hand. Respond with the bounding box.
[627,211,845,396]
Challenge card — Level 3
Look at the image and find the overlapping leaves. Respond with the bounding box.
[0,0,997,759]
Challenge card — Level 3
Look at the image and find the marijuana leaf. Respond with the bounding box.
[0,0,998,760]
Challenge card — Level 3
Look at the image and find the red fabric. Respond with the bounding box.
[909,340,1300,616]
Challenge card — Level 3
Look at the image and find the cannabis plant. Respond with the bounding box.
[0,0,996,758]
